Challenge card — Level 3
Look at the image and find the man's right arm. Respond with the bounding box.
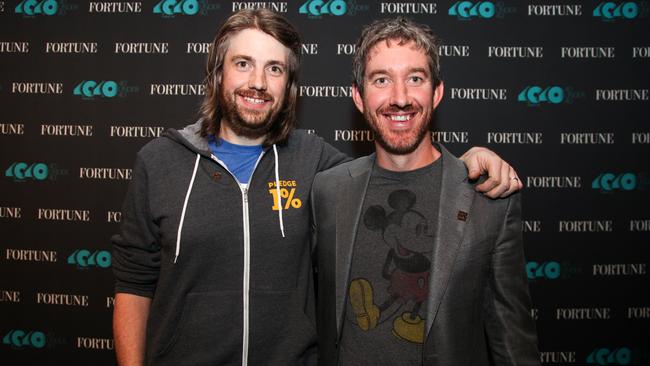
[112,152,162,365]
[114,293,152,366]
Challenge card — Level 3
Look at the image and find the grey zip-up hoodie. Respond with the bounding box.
[112,120,348,366]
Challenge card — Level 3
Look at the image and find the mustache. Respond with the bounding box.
[379,105,419,114]
[237,89,273,101]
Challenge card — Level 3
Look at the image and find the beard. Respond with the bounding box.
[365,104,432,155]
[219,87,283,140]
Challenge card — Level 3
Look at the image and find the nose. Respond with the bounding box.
[389,80,409,107]
[248,67,267,91]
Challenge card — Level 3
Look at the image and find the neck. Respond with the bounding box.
[219,120,265,146]
[375,133,441,172]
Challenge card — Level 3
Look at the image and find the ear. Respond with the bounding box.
[432,81,444,110]
[352,84,365,114]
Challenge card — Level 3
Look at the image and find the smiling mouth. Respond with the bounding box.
[387,114,414,122]
[243,96,267,104]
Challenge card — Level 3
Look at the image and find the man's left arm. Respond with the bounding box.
[460,147,523,198]
[484,194,540,366]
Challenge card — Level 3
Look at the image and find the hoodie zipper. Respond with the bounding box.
[210,152,265,366]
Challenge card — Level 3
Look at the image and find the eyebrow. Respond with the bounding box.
[230,54,287,68]
[366,67,429,80]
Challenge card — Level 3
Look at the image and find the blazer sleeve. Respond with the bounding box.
[484,193,541,365]
[111,153,162,298]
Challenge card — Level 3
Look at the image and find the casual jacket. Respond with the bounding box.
[112,120,348,366]
[311,145,540,366]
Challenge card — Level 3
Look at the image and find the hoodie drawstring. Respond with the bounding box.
[273,144,286,238]
[174,153,201,263]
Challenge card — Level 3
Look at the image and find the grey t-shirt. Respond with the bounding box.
[339,158,442,365]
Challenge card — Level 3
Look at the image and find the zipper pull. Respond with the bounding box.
[243,187,248,203]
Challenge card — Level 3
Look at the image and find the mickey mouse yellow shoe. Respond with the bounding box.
[392,312,424,344]
[348,278,380,331]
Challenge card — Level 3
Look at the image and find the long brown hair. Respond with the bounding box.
[198,9,302,146]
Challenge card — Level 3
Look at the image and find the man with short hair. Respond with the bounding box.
[312,17,539,366]
[112,9,524,366]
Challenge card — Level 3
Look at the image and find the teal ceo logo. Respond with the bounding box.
[587,347,631,365]
[526,261,560,280]
[5,162,48,181]
[15,0,77,16]
[15,0,58,15]
[449,1,495,18]
[593,2,641,20]
[153,0,219,17]
[449,1,516,19]
[592,172,649,192]
[518,86,585,106]
[67,249,111,269]
[299,0,347,16]
[3,330,46,349]
[73,80,137,99]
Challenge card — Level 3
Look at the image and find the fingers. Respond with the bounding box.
[500,166,523,198]
[474,158,503,196]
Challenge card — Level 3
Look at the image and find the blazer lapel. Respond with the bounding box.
[335,155,374,337]
[425,145,476,338]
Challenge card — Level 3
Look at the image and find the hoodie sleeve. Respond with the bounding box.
[111,152,161,298]
[315,138,351,172]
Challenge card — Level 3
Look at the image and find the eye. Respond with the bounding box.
[409,76,423,84]
[373,77,389,87]
[235,60,250,70]
[268,65,284,76]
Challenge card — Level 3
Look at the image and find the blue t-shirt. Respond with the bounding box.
[208,135,263,184]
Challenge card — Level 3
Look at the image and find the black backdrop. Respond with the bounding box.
[1,0,649,364]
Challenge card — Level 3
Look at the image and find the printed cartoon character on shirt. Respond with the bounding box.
[349,189,433,344]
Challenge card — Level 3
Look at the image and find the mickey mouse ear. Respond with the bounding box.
[364,205,388,231]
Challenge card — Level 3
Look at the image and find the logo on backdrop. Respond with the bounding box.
[593,2,648,21]
[0,290,21,303]
[526,176,582,188]
[2,330,46,349]
[76,337,114,350]
[232,2,285,13]
[88,1,142,13]
[592,172,649,192]
[379,2,437,14]
[0,42,30,53]
[587,347,631,365]
[153,0,220,17]
[15,0,78,16]
[596,89,649,101]
[540,351,577,364]
[448,1,516,19]
[526,261,581,280]
[527,4,582,16]
[0,123,25,135]
[67,249,111,269]
[73,80,138,99]
[299,0,369,17]
[633,46,650,58]
[518,86,586,106]
[5,162,67,182]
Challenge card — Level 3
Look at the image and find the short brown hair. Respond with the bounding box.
[352,17,442,96]
[199,9,302,146]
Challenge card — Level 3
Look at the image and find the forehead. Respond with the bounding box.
[225,28,289,62]
[365,39,428,74]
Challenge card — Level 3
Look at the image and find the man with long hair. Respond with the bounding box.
[112,9,523,366]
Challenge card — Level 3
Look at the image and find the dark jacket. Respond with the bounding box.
[112,120,347,366]
[311,144,540,366]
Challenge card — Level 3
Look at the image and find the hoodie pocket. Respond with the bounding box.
[248,289,318,366]
[153,290,242,365]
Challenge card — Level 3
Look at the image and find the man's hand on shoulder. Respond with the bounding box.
[460,147,523,199]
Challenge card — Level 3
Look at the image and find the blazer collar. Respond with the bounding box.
[335,154,375,336]
[424,144,476,338]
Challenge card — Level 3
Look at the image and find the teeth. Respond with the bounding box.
[390,115,410,121]
[244,96,265,104]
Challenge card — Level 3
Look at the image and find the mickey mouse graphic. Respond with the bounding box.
[349,189,434,344]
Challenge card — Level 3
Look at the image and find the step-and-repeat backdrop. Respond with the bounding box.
[1,0,649,364]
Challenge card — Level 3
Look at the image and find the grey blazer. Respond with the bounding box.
[310,144,540,366]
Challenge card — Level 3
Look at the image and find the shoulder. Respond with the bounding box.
[315,155,373,181]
